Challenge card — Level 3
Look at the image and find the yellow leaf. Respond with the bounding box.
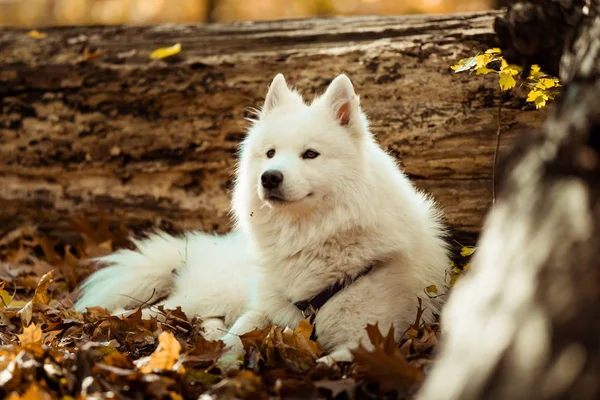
[0,281,13,309]
[8,299,28,307]
[17,323,43,346]
[485,47,501,54]
[140,331,181,373]
[460,246,477,257]
[451,56,477,73]
[463,263,472,272]
[425,285,438,294]
[529,64,541,78]
[475,54,493,69]
[0,290,11,308]
[476,66,495,75]
[527,89,544,102]
[534,96,548,109]
[449,273,460,287]
[500,59,520,75]
[527,90,549,109]
[150,43,182,60]
[27,30,47,39]
[536,78,557,89]
[499,71,517,90]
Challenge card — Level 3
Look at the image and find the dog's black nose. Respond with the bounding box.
[261,170,283,190]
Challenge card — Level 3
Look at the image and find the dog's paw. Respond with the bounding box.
[221,333,245,356]
[217,334,245,372]
[216,353,244,372]
[316,355,336,366]
[316,348,353,366]
[201,318,227,342]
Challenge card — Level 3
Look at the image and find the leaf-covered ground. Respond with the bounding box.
[0,220,470,399]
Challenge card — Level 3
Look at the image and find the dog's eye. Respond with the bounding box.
[302,149,320,159]
[266,149,276,158]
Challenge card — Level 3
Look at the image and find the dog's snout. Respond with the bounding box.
[261,170,284,190]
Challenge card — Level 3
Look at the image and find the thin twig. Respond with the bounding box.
[119,288,157,309]
[492,97,503,207]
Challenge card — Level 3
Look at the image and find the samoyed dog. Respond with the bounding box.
[75,73,449,363]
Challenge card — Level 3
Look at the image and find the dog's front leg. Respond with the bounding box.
[317,347,354,365]
[221,309,271,354]
[217,309,270,370]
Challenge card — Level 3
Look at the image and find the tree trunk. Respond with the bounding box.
[0,12,545,245]
[418,1,600,399]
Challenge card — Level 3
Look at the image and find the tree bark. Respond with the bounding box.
[0,12,545,245]
[418,1,600,399]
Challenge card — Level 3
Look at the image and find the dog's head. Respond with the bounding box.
[235,73,370,217]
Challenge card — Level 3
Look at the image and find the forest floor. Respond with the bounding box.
[0,219,473,399]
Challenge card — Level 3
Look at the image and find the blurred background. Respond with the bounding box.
[0,0,500,27]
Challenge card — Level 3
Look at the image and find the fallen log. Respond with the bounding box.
[0,12,546,244]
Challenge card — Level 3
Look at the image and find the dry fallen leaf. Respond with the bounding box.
[7,383,53,400]
[33,271,53,305]
[352,324,424,395]
[27,30,47,39]
[315,378,357,399]
[17,301,33,327]
[0,223,457,399]
[139,331,182,373]
[17,323,42,346]
[76,47,103,63]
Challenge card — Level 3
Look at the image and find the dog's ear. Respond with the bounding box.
[323,74,361,131]
[262,74,292,115]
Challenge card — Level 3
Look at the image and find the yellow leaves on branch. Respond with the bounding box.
[527,74,559,109]
[527,90,549,109]
[499,59,519,90]
[138,331,183,373]
[451,48,560,109]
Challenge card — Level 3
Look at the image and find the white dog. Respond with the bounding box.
[75,73,449,364]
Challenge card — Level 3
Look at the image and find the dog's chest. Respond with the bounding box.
[260,228,378,302]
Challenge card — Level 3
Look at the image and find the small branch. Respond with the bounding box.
[492,97,503,206]
[118,288,157,309]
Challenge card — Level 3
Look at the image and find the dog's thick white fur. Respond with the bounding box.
[75,74,449,363]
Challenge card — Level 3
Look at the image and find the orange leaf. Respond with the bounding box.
[11,384,53,400]
[140,331,182,373]
[17,323,42,346]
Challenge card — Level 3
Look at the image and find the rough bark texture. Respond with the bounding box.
[419,1,600,399]
[0,12,546,245]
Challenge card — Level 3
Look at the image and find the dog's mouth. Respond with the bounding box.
[263,192,313,205]
[265,193,288,204]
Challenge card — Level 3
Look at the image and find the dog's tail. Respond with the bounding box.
[75,231,189,313]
